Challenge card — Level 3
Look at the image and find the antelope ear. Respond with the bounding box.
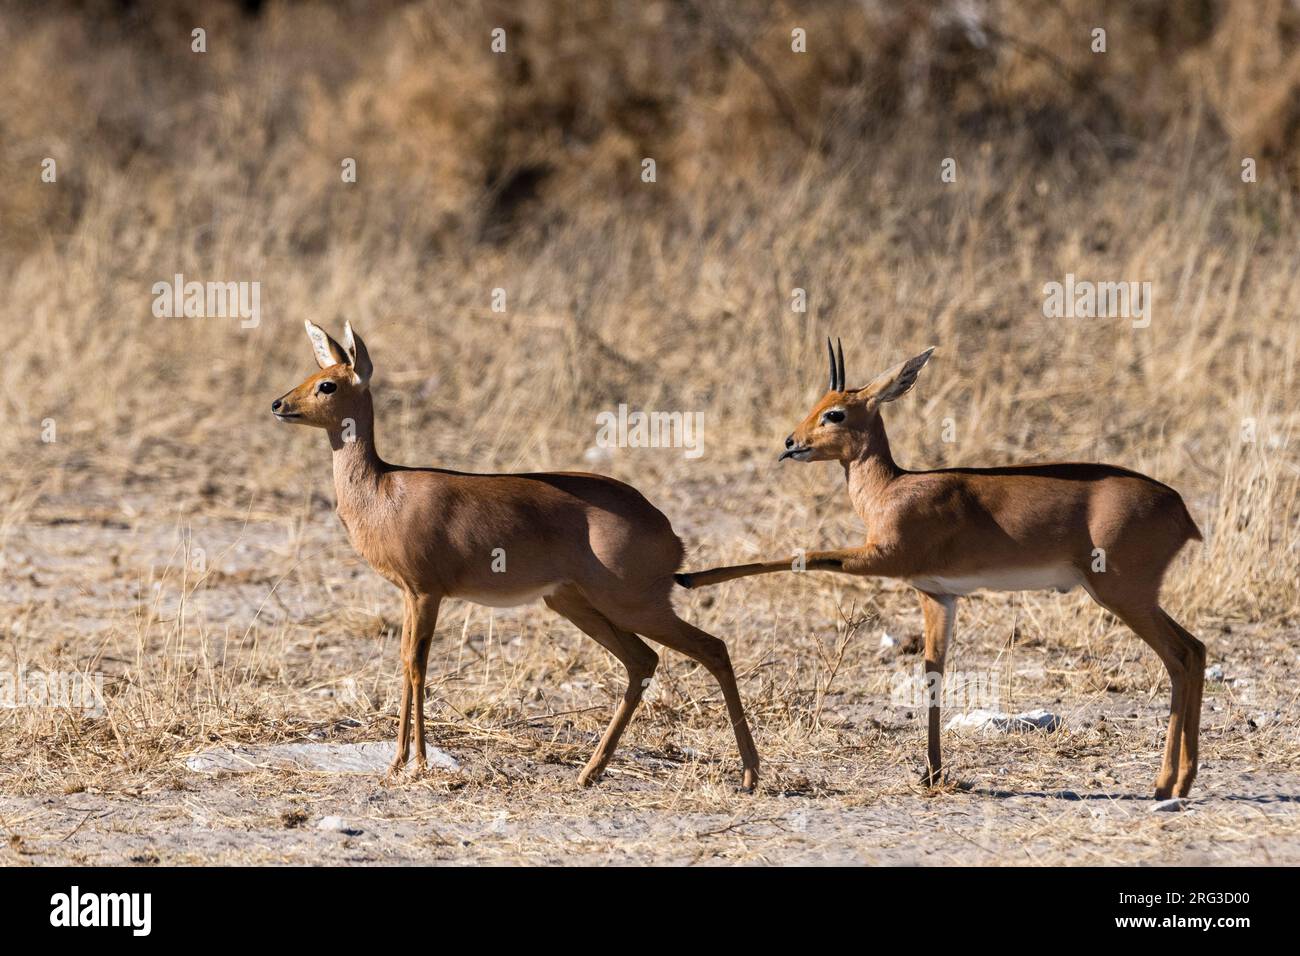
[304,320,349,369]
[858,347,935,403]
[342,321,373,386]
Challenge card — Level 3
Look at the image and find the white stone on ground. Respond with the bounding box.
[317,815,363,835]
[944,709,1063,734]
[185,741,461,773]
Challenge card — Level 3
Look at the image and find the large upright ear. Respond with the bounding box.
[857,347,935,403]
[342,321,372,386]
[304,320,349,369]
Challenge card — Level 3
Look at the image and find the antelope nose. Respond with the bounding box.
[784,435,795,449]
[271,399,283,412]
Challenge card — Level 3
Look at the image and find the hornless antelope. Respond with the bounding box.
[271,322,759,789]
[677,341,1206,798]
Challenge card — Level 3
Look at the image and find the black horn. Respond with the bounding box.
[827,337,838,391]
[836,337,845,392]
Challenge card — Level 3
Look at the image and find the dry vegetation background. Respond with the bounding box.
[0,0,1297,864]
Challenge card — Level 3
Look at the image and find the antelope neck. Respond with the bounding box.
[843,413,901,506]
[328,400,386,494]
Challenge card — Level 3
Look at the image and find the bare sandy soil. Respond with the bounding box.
[5,747,1299,866]
[3,480,1296,866]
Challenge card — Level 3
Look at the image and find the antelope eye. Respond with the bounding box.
[823,409,845,424]
[318,380,337,395]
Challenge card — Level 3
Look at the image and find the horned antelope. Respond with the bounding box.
[677,341,1205,798]
[271,321,759,789]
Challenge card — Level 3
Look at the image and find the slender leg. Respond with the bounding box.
[637,613,761,790]
[389,592,416,777]
[545,589,659,786]
[409,594,441,773]
[1144,625,1187,800]
[677,544,903,588]
[1161,610,1205,797]
[1088,593,1188,798]
[917,591,956,787]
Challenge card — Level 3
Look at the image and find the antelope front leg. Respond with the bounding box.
[408,594,441,774]
[677,544,905,588]
[388,594,416,778]
[811,545,910,576]
[917,592,956,787]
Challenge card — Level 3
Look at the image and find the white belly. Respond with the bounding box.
[454,584,557,608]
[907,565,1080,596]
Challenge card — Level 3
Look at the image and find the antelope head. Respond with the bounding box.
[779,339,934,463]
[271,320,374,431]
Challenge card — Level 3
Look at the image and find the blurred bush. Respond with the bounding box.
[4,0,1299,258]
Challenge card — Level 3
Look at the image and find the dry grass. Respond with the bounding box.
[0,0,1297,864]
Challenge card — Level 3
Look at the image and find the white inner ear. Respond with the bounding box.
[306,325,336,368]
[879,377,915,402]
[343,322,372,385]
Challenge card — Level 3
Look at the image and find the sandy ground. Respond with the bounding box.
[2,484,1297,866]
[4,750,1300,866]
